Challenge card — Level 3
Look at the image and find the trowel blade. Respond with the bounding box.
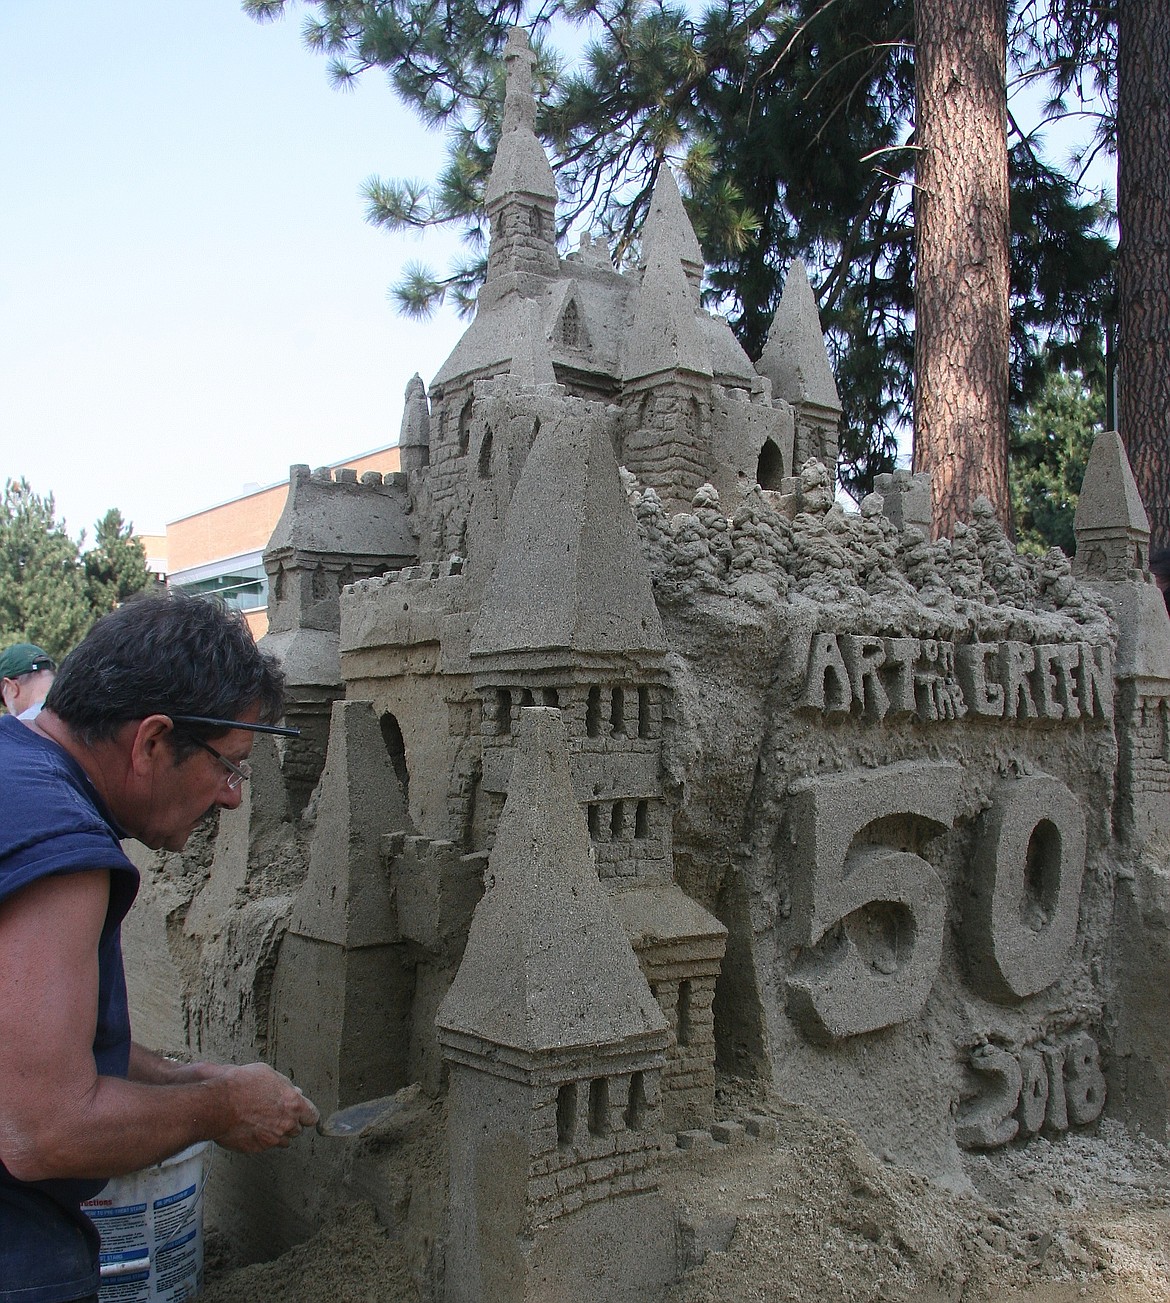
[316,1092,405,1138]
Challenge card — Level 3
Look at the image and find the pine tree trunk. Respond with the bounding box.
[1118,0,1170,550]
[912,0,1011,538]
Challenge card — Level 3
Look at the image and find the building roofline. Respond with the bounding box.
[164,440,402,528]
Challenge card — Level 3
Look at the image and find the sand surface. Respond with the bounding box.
[199,1079,1169,1303]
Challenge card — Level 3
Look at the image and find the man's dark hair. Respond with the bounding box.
[44,592,285,751]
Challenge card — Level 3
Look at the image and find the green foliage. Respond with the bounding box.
[1009,360,1104,556]
[84,509,153,616]
[0,480,153,661]
[247,0,1117,500]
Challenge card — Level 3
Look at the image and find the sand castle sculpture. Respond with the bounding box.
[122,28,1170,1300]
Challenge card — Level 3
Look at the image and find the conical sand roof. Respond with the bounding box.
[470,409,666,658]
[757,259,840,410]
[1074,430,1151,538]
[436,708,667,1052]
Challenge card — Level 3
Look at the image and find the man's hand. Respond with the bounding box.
[211,1063,320,1152]
[0,870,319,1181]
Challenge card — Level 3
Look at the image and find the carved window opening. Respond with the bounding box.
[557,1082,577,1148]
[458,399,473,455]
[686,396,702,441]
[520,688,535,707]
[272,567,284,602]
[379,712,410,804]
[541,687,559,707]
[587,804,601,839]
[610,801,625,841]
[497,689,513,736]
[588,1078,609,1137]
[311,566,330,601]
[561,300,580,348]
[586,686,602,737]
[677,979,693,1045]
[638,686,651,738]
[757,438,784,490]
[477,428,493,479]
[625,1072,647,1131]
[530,206,544,237]
[635,800,649,839]
[610,687,626,737]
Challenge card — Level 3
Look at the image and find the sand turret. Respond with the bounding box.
[481,27,560,305]
[757,258,842,473]
[1074,429,1152,581]
[438,708,672,1302]
[398,373,431,473]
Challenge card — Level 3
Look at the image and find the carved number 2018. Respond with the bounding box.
[785,763,1087,1042]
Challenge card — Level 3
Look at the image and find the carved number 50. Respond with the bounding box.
[785,764,1087,1042]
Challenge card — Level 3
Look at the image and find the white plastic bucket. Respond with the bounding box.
[81,1142,210,1302]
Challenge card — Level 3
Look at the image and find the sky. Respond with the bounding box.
[1,0,469,539]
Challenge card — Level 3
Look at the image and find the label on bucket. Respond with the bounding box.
[81,1143,208,1303]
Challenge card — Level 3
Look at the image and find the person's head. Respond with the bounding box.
[43,592,287,849]
[0,643,56,717]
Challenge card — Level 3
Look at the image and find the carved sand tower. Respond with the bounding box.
[437,709,673,1303]
[270,700,413,1115]
[756,257,843,474]
[1072,432,1170,1140]
[1074,430,1170,846]
[469,399,728,1129]
[262,466,415,810]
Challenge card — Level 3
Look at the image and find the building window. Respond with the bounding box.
[625,1072,647,1131]
[586,686,602,738]
[588,1078,609,1137]
[380,712,410,804]
[557,1082,577,1148]
[677,979,693,1046]
[637,687,650,738]
[757,438,784,490]
[171,558,268,613]
[610,686,626,737]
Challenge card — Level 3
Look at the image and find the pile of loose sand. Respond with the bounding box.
[661,1096,1170,1303]
[201,1088,1170,1303]
[201,1201,419,1303]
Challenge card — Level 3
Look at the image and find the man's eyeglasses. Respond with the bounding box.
[167,715,300,793]
[190,738,252,792]
[169,715,300,737]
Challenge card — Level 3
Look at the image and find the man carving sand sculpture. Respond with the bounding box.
[0,593,318,1302]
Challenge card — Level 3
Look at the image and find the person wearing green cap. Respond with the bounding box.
[0,643,56,721]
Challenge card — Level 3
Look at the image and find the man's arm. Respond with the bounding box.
[0,870,317,1182]
[128,1042,230,1086]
